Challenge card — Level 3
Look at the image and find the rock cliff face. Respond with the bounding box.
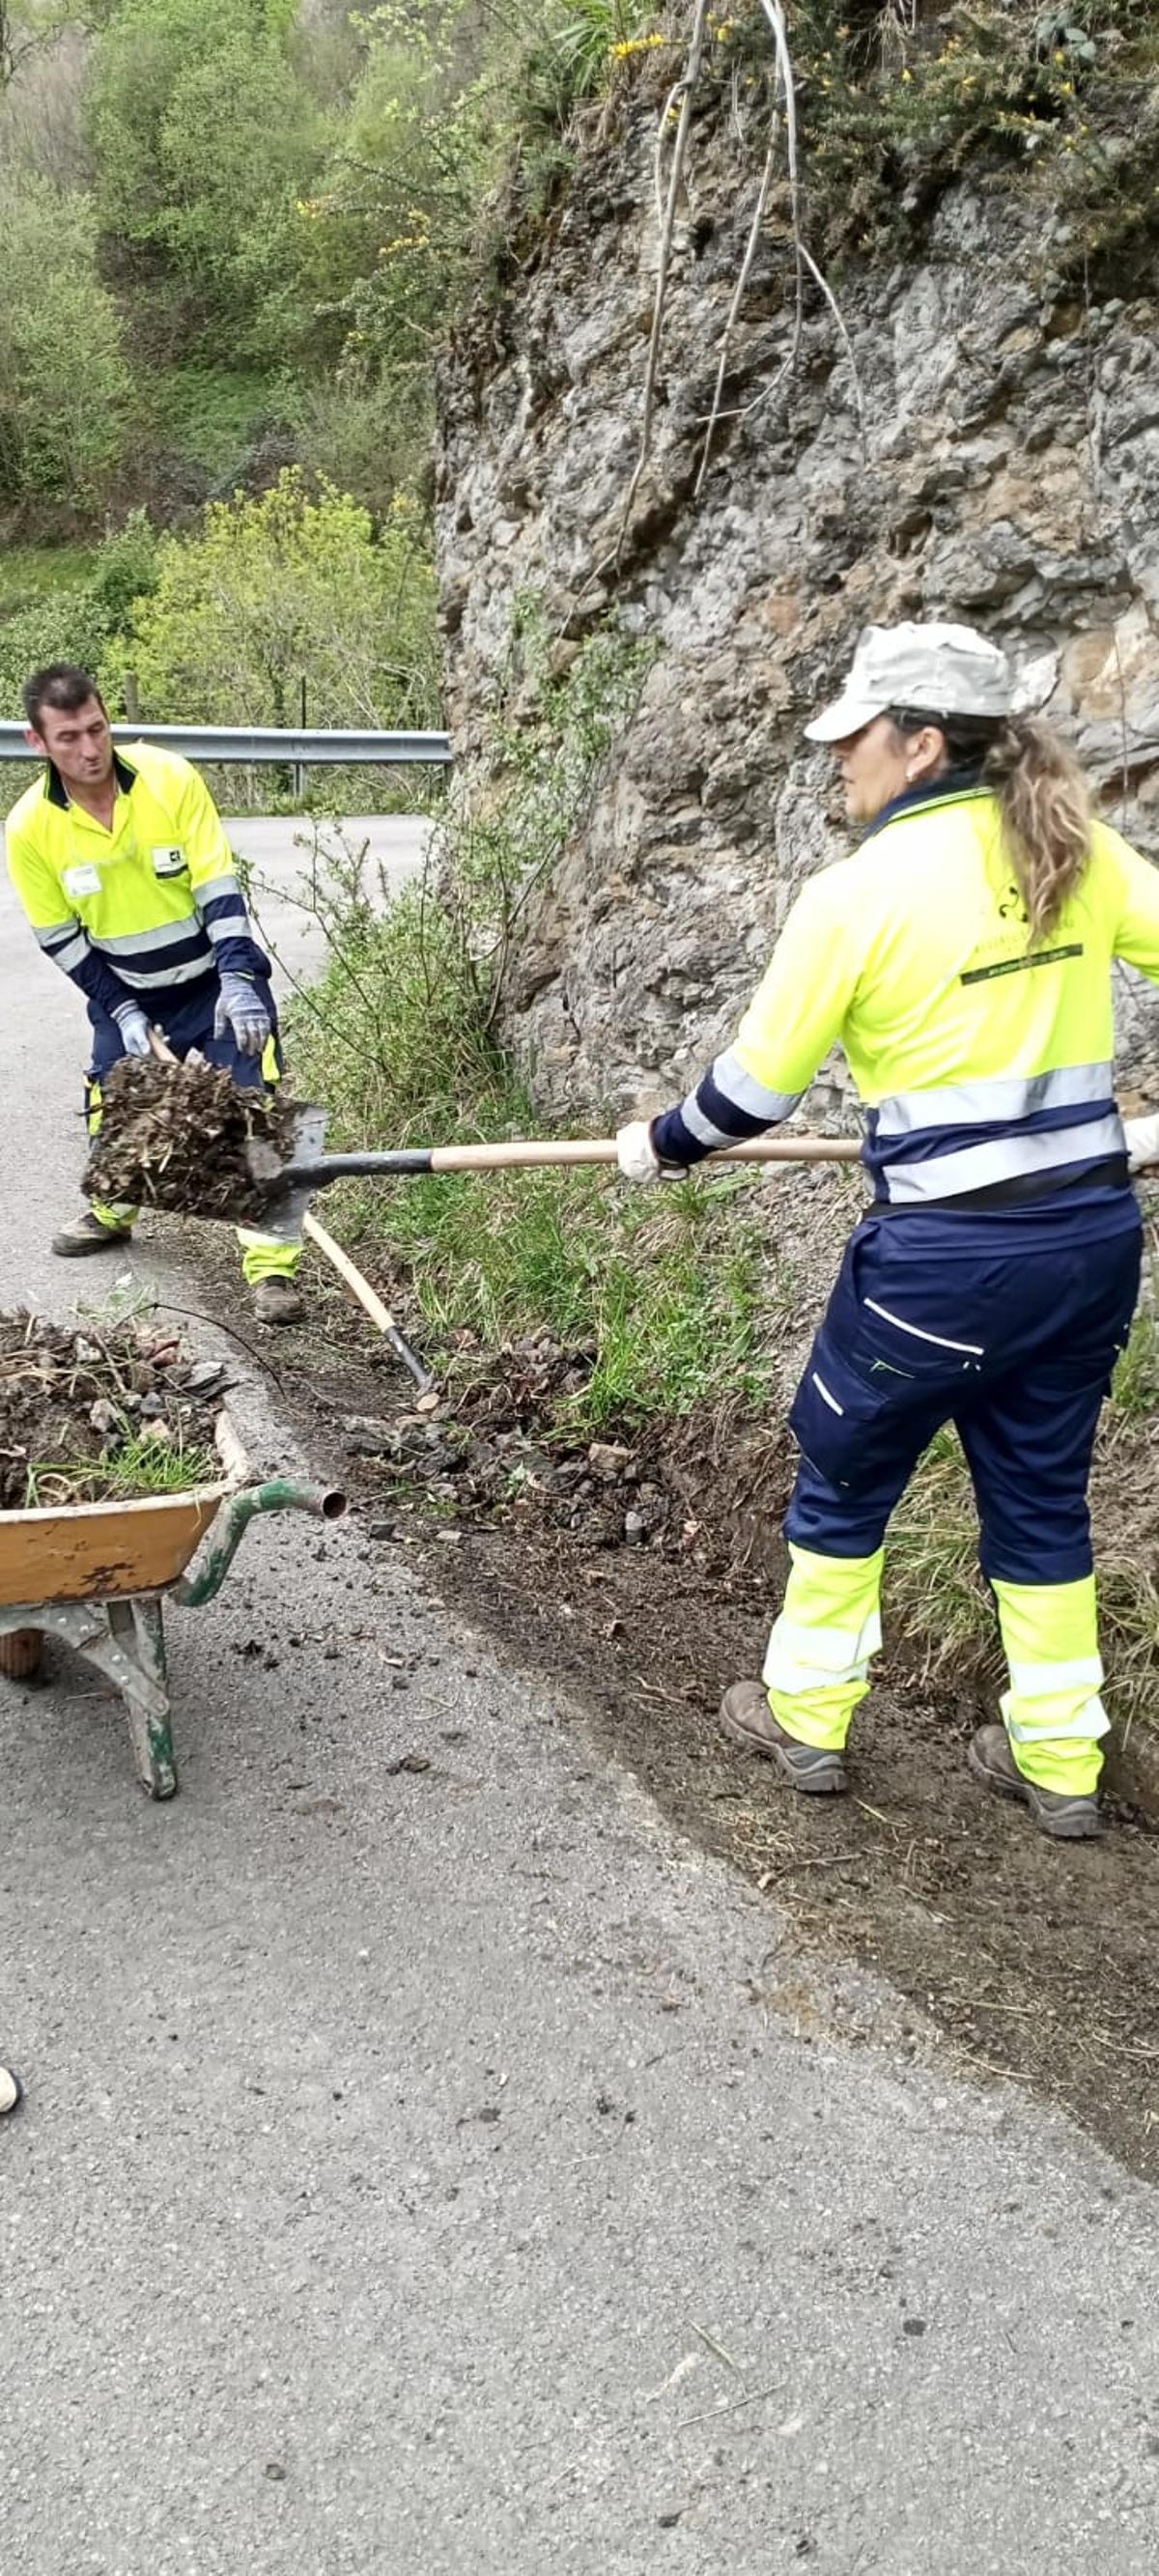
[435,75,1159,1118]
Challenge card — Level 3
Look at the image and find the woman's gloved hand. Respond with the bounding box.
[615,1119,688,1185]
[1124,1112,1159,1175]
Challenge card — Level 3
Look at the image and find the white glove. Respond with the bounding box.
[113,1004,152,1059]
[1125,1112,1159,1175]
[615,1118,687,1185]
[213,973,271,1060]
[616,1119,662,1184]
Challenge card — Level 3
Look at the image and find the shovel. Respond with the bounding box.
[140,1033,861,1230]
[246,1106,862,1242]
[143,1029,439,1402]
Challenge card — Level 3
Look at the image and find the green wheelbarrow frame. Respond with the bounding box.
[0,1415,345,1798]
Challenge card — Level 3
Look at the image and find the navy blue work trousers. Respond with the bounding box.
[785,1209,1143,1585]
[85,968,280,1102]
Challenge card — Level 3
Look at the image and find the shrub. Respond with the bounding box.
[101,469,440,739]
[0,174,128,507]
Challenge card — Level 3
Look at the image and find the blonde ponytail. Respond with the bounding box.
[981,716,1092,941]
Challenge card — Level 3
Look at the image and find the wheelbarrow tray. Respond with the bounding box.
[0,1412,247,1609]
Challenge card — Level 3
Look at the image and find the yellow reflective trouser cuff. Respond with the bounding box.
[235,1231,304,1287]
[235,1052,303,1281]
[86,1084,138,1229]
[761,1542,885,1751]
[89,1197,139,1230]
[993,1575,1108,1798]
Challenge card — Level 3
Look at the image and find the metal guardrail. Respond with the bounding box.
[0,722,452,766]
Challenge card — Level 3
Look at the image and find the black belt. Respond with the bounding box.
[876,1155,1129,1215]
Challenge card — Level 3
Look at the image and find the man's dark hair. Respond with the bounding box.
[23,664,105,732]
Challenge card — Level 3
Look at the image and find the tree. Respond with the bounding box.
[104,467,439,732]
[87,0,324,355]
[0,172,129,504]
[297,0,508,397]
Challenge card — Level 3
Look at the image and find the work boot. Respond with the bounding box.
[968,1723,1101,1841]
[250,1274,305,1327]
[0,2064,23,2117]
[51,1209,133,1258]
[720,1679,847,1794]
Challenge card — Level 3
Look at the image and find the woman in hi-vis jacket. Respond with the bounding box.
[617,620,1159,1841]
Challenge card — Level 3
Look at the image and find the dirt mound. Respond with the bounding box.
[83,1059,296,1226]
[337,1329,793,1581]
[0,1314,226,1510]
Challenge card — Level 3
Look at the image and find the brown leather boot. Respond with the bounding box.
[52,1209,133,1257]
[250,1274,305,1326]
[720,1680,847,1794]
[968,1724,1101,1840]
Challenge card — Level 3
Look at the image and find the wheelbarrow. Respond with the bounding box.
[0,1414,345,1799]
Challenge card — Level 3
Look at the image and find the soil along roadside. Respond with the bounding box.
[0,1314,224,1509]
[83,1060,296,1227]
[192,1238,1159,2190]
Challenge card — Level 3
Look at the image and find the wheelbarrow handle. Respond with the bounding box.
[176,1479,347,1608]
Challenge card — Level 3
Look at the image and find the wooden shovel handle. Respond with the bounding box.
[302,1210,438,1404]
[148,1026,210,1072]
[140,1032,861,1177]
[425,1134,859,1172]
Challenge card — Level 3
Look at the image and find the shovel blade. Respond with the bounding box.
[247,1102,327,1243]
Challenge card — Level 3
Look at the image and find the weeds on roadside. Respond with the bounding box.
[250,605,789,1434]
[251,608,656,1135]
[325,1159,782,1430]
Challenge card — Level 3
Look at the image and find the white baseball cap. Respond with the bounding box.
[805,620,1013,743]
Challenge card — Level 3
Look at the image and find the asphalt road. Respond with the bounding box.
[227,813,432,992]
[2,818,1159,2573]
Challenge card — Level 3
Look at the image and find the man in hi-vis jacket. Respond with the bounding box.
[6,664,304,1324]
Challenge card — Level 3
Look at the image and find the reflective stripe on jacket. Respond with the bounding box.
[653,785,1159,1203]
[4,742,265,1019]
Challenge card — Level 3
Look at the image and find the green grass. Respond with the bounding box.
[325,1158,783,1434]
[23,1427,219,1511]
[276,631,794,1442]
[142,366,283,476]
[0,544,100,615]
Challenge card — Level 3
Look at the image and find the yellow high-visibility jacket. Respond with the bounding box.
[652,781,1159,1206]
[5,742,264,1023]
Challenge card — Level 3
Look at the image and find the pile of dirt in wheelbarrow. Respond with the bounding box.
[82,1059,297,1226]
[0,1313,227,1511]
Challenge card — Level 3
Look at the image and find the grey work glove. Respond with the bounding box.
[113,1002,152,1059]
[213,972,271,1060]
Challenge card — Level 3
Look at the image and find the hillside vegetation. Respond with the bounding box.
[4,0,1157,772]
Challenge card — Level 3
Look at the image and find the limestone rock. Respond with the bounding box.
[437,96,1159,1113]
